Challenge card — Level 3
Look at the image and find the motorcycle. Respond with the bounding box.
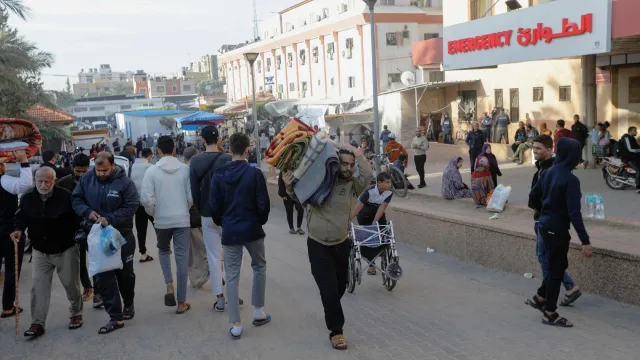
[601,156,637,189]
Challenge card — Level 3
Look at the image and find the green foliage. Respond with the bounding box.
[0,0,30,20]
[159,116,175,131]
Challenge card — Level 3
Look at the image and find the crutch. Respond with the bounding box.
[14,239,19,341]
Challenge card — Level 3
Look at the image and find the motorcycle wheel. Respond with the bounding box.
[605,173,628,190]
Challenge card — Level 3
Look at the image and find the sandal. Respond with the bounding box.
[164,293,177,307]
[82,288,94,302]
[123,306,135,320]
[252,314,271,326]
[330,334,348,350]
[98,321,124,335]
[229,327,242,339]
[1,306,23,318]
[542,312,573,328]
[176,303,191,314]
[367,267,377,275]
[24,323,45,338]
[68,315,83,330]
[525,295,545,313]
[560,290,582,307]
[139,255,154,263]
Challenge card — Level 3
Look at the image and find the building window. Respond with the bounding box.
[120,105,132,110]
[277,84,284,94]
[183,85,192,92]
[533,87,544,102]
[276,55,282,69]
[172,86,178,91]
[287,53,293,68]
[289,82,295,91]
[559,86,571,102]
[299,50,306,65]
[330,78,335,86]
[386,33,398,46]
[89,106,105,111]
[73,107,88,112]
[629,76,640,103]
[429,70,445,82]
[347,76,356,88]
[301,82,308,97]
[318,79,321,86]
[327,42,335,60]
[139,88,146,95]
[388,73,402,83]
[424,33,439,40]
[345,38,354,59]
[380,0,395,5]
[156,86,165,92]
[494,89,504,109]
[469,0,493,20]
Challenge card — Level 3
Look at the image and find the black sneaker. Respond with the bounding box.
[296,228,305,235]
[289,229,296,235]
[418,183,426,189]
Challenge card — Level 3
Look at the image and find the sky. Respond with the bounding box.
[8,0,296,91]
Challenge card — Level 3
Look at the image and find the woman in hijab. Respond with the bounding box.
[471,153,495,206]
[441,156,473,200]
[479,144,501,187]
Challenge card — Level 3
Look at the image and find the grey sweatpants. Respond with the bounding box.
[224,238,266,324]
[156,227,191,303]
[31,246,83,327]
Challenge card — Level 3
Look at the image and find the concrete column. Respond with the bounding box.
[582,55,597,169]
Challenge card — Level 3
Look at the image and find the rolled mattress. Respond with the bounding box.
[0,118,42,161]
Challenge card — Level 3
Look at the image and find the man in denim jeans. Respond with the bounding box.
[528,135,582,308]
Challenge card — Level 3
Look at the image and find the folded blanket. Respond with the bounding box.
[294,142,337,205]
[307,156,339,207]
[276,136,310,171]
[266,130,312,167]
[0,118,42,160]
[292,135,326,180]
[265,118,315,161]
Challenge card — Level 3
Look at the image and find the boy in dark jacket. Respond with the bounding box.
[210,133,271,339]
[528,138,593,328]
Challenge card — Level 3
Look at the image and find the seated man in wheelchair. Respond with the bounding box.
[352,172,393,275]
[391,153,415,190]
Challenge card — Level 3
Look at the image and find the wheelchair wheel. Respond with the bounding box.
[347,249,356,294]
[381,248,398,292]
[356,259,362,285]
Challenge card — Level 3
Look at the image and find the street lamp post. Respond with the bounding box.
[363,0,381,173]
[244,52,261,168]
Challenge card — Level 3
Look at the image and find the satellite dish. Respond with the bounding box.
[400,71,416,86]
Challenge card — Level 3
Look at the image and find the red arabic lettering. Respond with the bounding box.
[447,30,513,55]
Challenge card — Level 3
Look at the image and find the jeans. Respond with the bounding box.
[513,143,532,163]
[535,225,571,313]
[482,125,492,142]
[201,217,224,297]
[443,132,452,144]
[535,225,575,292]
[30,246,82,327]
[414,154,426,185]
[134,206,154,255]
[1,232,25,311]
[78,240,92,290]
[224,238,266,324]
[495,128,508,144]
[283,198,304,229]
[156,227,191,303]
[94,233,136,322]
[307,238,351,337]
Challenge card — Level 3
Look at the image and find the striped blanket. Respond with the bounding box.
[0,118,42,160]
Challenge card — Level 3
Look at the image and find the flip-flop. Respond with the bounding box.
[1,306,23,318]
[560,290,582,307]
[176,303,191,314]
[139,255,154,263]
[98,321,124,335]
[229,328,242,339]
[164,293,177,307]
[252,314,271,327]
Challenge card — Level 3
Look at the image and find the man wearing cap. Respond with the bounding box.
[189,126,233,311]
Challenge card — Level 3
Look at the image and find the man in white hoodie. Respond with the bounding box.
[130,147,155,262]
[141,136,193,314]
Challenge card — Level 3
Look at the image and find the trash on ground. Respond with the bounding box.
[524,273,534,279]
[426,248,436,253]
[489,214,500,220]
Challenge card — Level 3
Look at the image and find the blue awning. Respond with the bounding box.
[175,111,225,130]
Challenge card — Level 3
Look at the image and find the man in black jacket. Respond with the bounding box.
[40,150,71,179]
[619,126,640,193]
[528,135,581,308]
[72,152,139,334]
[12,167,82,338]
[465,122,485,172]
[528,138,592,328]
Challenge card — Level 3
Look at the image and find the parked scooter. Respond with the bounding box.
[602,156,637,189]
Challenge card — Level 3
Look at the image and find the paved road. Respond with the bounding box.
[2,208,639,359]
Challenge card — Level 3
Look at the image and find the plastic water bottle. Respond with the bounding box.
[595,193,605,220]
[585,193,595,218]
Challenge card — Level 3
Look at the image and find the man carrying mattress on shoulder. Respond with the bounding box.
[282,141,373,351]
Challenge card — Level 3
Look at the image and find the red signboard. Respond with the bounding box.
[596,69,611,84]
[448,13,593,56]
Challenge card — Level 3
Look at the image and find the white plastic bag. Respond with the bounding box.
[486,184,512,213]
[87,224,123,277]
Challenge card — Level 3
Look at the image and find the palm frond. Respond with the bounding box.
[0,0,31,21]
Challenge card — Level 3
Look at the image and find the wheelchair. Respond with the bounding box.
[347,221,402,293]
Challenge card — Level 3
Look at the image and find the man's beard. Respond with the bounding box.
[339,171,352,179]
[37,187,53,198]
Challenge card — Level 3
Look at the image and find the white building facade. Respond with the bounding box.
[220,0,443,104]
[68,98,165,121]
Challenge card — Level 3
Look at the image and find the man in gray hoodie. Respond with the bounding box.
[130,148,154,262]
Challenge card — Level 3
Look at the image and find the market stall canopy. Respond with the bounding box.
[176,111,225,131]
[214,103,248,114]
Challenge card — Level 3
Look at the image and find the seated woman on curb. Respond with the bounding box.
[441,156,472,200]
[352,173,393,275]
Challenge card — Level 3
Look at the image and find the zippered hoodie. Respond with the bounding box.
[529,138,590,245]
[140,156,192,229]
[72,166,139,235]
[210,160,270,246]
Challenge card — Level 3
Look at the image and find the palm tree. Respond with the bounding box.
[0,0,30,20]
